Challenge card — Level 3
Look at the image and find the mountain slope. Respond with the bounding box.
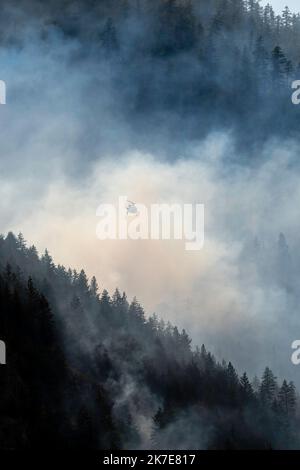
[0,232,298,449]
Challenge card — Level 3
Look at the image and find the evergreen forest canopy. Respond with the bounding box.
[0,231,299,449]
[1,0,300,450]
[0,0,300,155]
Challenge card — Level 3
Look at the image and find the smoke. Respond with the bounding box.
[1,0,300,389]
[1,134,300,385]
[261,1,299,14]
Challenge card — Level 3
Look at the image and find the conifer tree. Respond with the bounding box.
[260,367,277,405]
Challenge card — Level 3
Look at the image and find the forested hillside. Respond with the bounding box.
[0,232,299,449]
[0,0,299,153]
[1,0,300,451]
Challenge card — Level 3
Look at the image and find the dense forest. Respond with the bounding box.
[0,0,299,154]
[1,0,300,450]
[0,231,299,449]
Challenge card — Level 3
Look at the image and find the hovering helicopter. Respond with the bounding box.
[126,200,138,215]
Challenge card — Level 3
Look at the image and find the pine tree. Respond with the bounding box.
[90,276,99,298]
[128,297,145,323]
[41,249,55,273]
[272,46,288,84]
[17,233,26,252]
[227,361,239,385]
[148,313,159,331]
[279,380,297,415]
[269,5,276,30]
[100,289,112,319]
[279,379,290,414]
[77,269,89,297]
[275,15,283,36]
[200,344,207,358]
[180,329,192,353]
[254,35,269,83]
[121,292,129,314]
[5,232,18,254]
[263,4,271,28]
[282,6,292,30]
[287,381,297,415]
[28,245,39,263]
[112,288,122,308]
[240,372,254,399]
[260,367,277,405]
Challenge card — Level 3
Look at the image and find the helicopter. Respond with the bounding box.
[126,200,139,215]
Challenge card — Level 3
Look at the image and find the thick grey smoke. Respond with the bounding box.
[3,135,300,385]
[1,0,300,389]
